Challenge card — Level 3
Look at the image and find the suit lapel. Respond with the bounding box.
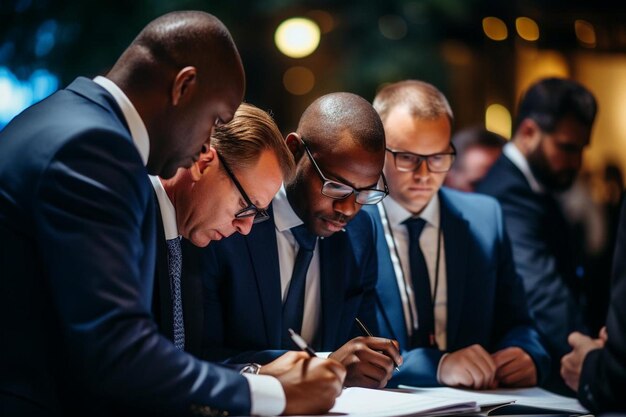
[244,204,283,346]
[440,190,470,349]
[319,233,348,350]
[180,240,203,356]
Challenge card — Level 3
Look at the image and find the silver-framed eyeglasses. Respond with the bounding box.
[385,143,456,173]
[300,139,389,205]
[217,152,270,224]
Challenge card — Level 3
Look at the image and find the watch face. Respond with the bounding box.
[241,363,261,375]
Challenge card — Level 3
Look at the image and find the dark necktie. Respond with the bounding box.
[403,217,436,348]
[281,224,317,348]
[166,237,185,350]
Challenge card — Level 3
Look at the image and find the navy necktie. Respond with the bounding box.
[166,237,185,350]
[403,217,436,348]
[281,224,317,348]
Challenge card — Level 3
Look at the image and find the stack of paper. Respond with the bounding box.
[325,387,480,417]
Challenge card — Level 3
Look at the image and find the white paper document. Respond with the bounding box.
[323,387,479,417]
[398,385,588,414]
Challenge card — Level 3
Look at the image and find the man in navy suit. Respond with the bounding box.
[365,80,549,390]
[202,92,404,389]
[0,12,344,416]
[151,103,293,356]
[477,78,597,394]
[561,198,626,412]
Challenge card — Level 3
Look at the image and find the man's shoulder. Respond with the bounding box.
[441,187,500,217]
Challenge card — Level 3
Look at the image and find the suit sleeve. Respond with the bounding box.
[578,198,626,413]
[34,130,252,416]
[490,201,551,384]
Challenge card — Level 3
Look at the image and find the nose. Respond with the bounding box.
[234,217,254,235]
[332,193,358,218]
[412,159,430,180]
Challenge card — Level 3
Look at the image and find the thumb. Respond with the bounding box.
[567,332,588,348]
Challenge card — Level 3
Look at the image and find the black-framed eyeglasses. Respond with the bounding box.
[385,143,457,173]
[217,152,270,224]
[300,139,389,205]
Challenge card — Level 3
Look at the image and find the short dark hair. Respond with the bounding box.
[514,77,597,133]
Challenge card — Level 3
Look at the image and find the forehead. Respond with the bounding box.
[308,136,384,189]
[384,106,451,154]
[234,150,283,207]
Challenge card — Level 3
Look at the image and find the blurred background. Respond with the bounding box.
[1,0,624,194]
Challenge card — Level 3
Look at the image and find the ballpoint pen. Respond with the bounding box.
[288,328,318,357]
[355,317,400,371]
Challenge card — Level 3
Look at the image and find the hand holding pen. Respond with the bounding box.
[326,318,403,389]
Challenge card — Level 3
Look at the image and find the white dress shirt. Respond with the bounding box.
[97,76,285,416]
[503,142,545,194]
[380,194,448,350]
[273,186,322,345]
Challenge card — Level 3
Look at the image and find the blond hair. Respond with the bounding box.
[373,80,453,125]
[211,103,295,182]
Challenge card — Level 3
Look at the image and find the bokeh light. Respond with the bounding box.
[275,17,321,58]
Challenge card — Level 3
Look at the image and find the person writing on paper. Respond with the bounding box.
[365,80,549,390]
[0,12,344,416]
[201,92,403,389]
[561,200,626,412]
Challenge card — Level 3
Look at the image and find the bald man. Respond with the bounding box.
[202,93,403,389]
[0,11,343,417]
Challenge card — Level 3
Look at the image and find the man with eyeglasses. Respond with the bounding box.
[200,92,404,390]
[150,103,346,415]
[477,78,598,395]
[364,80,549,390]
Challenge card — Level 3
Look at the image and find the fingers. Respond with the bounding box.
[568,331,589,348]
[492,347,537,387]
[360,337,404,367]
[599,326,608,343]
[439,345,497,390]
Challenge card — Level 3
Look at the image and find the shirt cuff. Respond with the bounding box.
[316,351,332,358]
[242,373,286,416]
[436,353,449,385]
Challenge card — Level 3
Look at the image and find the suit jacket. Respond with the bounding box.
[578,196,626,412]
[0,77,251,416]
[364,188,550,387]
[152,203,204,357]
[201,205,380,364]
[477,154,587,394]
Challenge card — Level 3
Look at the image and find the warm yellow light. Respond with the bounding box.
[575,20,596,48]
[516,17,540,41]
[485,104,512,138]
[283,66,315,95]
[482,17,508,41]
[275,18,321,58]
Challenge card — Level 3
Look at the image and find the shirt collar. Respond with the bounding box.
[93,75,150,166]
[503,142,545,194]
[382,192,440,229]
[149,175,179,240]
[273,186,304,232]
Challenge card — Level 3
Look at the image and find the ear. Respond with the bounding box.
[515,118,542,156]
[189,143,217,181]
[171,66,198,106]
[285,132,304,162]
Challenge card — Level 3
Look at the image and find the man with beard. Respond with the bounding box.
[201,92,404,390]
[477,77,597,395]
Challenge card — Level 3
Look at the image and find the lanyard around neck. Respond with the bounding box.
[378,203,443,336]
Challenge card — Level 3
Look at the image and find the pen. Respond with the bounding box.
[288,328,318,357]
[355,317,400,371]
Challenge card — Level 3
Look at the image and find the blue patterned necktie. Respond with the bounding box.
[166,236,185,350]
[281,224,317,348]
[403,217,436,348]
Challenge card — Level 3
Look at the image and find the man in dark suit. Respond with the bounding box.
[366,80,549,389]
[476,77,598,394]
[151,103,294,356]
[561,198,626,412]
[202,92,404,389]
[0,12,344,417]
